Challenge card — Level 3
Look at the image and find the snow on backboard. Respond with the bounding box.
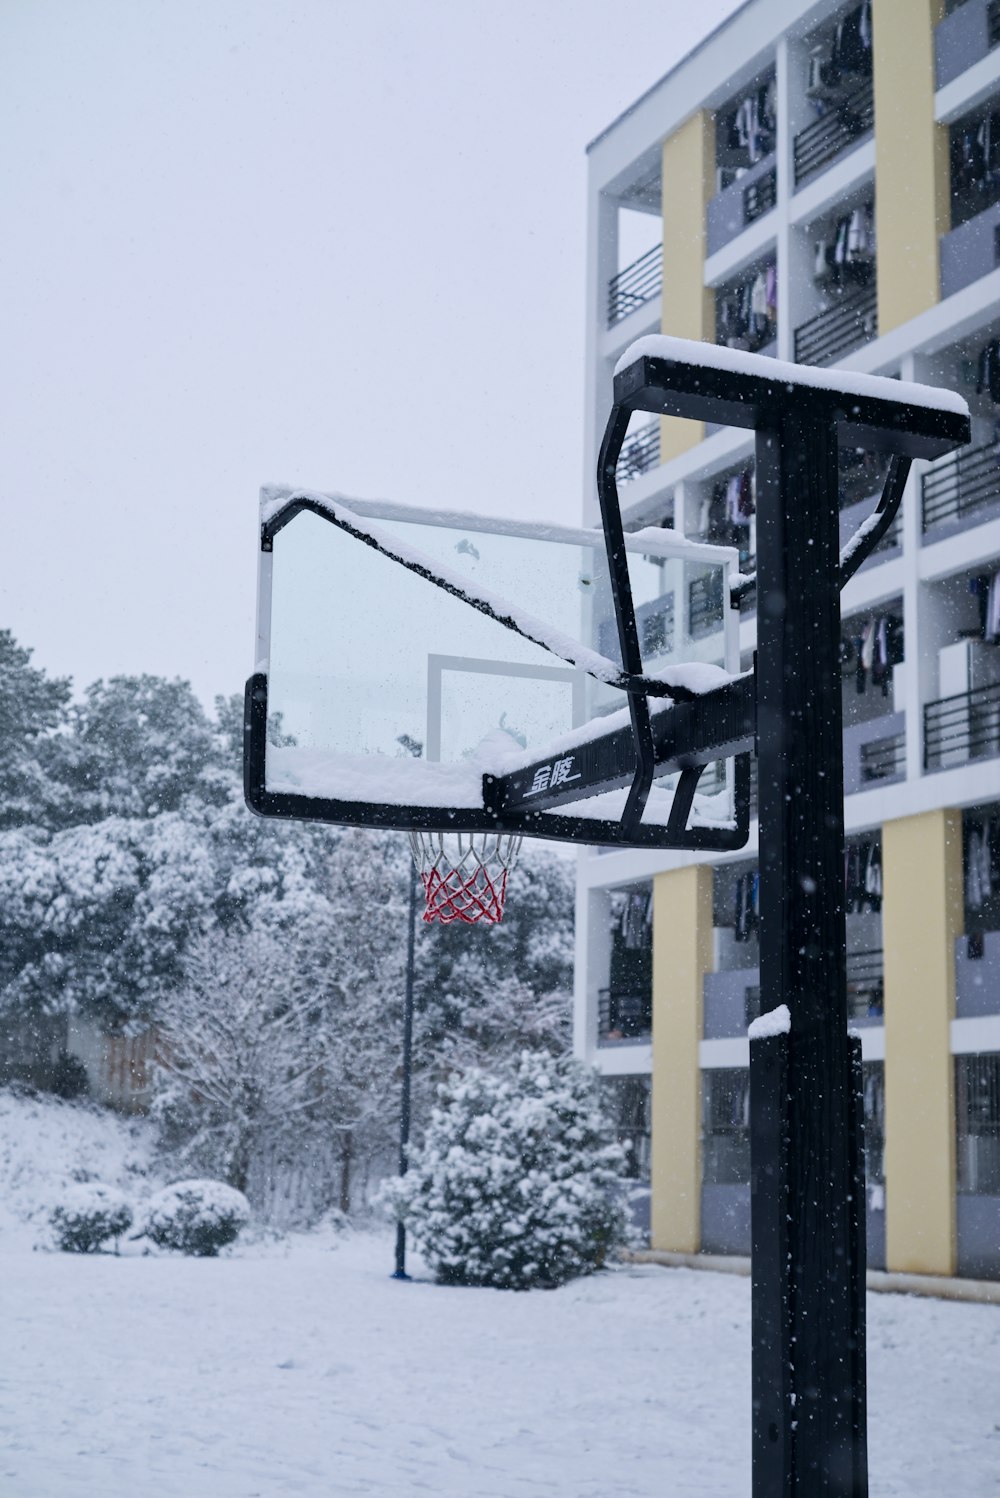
[248,486,741,846]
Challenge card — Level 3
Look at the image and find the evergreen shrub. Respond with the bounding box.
[50,1182,133,1253]
[382,1052,628,1290]
[144,1179,249,1256]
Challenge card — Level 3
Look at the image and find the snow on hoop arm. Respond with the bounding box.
[614,335,969,418]
[259,489,727,702]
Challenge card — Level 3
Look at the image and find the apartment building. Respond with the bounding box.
[576,0,1000,1279]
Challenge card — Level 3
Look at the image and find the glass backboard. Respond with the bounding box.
[245,487,743,847]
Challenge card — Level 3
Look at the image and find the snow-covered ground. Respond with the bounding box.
[1,1092,999,1497]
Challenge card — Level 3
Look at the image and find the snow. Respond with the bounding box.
[266,740,736,831]
[841,503,889,568]
[0,1092,998,1495]
[259,487,730,562]
[0,1088,155,1252]
[614,334,970,418]
[748,1003,791,1040]
[2,1227,999,1495]
[266,745,487,806]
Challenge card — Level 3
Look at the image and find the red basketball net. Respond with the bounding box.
[408,831,523,924]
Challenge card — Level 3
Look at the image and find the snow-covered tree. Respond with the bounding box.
[0,811,215,1024]
[382,1052,628,1289]
[152,929,325,1194]
[0,629,72,831]
[255,827,412,1212]
[58,675,231,825]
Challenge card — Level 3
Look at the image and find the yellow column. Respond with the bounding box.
[883,809,963,1275]
[660,112,715,464]
[650,863,713,1252]
[872,0,949,334]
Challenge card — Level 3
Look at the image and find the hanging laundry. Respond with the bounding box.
[806,2,872,104]
[975,342,1000,405]
[987,571,1000,645]
[952,109,1000,230]
[622,891,651,950]
[967,823,990,910]
[814,202,875,289]
[844,839,882,915]
[717,262,777,353]
[733,870,759,943]
[844,613,904,695]
[863,843,882,913]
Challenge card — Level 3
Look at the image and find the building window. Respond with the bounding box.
[957,1053,1000,1195]
[702,1068,750,1185]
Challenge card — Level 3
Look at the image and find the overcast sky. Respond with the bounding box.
[2,0,742,707]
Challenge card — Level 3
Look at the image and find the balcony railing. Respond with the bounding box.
[922,439,1000,532]
[607,244,662,327]
[745,947,883,1023]
[794,282,877,367]
[860,731,906,783]
[598,987,652,1045]
[793,79,874,187]
[744,167,777,226]
[617,421,660,483]
[925,681,1000,770]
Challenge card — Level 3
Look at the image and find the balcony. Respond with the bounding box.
[706,155,777,258]
[598,987,651,1046]
[925,680,1000,770]
[616,421,659,484]
[923,439,1000,535]
[940,200,1000,299]
[844,713,906,793]
[794,281,877,367]
[793,79,873,189]
[936,0,1000,92]
[956,929,1000,1017]
[607,244,662,327]
[703,947,884,1039]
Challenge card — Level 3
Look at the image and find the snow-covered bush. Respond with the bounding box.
[143,1179,249,1256]
[382,1052,628,1290]
[50,1182,133,1253]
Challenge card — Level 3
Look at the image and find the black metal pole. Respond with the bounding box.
[392,855,419,1280]
[751,414,866,1495]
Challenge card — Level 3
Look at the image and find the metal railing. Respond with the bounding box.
[922,439,1000,532]
[794,282,877,367]
[744,168,777,226]
[617,421,660,483]
[607,244,662,327]
[745,948,883,1023]
[793,79,874,186]
[924,681,1000,770]
[598,987,652,1044]
[860,731,905,783]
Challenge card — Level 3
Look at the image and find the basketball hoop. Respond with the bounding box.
[408,830,522,924]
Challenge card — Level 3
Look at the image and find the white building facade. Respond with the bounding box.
[575,0,1000,1279]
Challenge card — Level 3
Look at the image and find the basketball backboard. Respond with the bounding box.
[244,486,749,848]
